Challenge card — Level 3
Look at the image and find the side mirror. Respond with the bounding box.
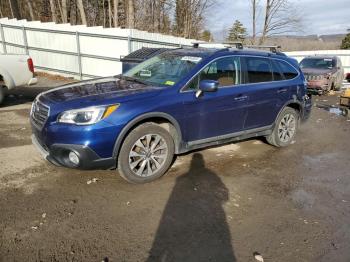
[199,80,219,92]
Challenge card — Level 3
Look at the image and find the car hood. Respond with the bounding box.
[301,68,334,75]
[42,76,164,105]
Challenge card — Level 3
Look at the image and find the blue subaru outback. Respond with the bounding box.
[31,46,312,183]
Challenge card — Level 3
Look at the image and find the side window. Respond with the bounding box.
[276,60,299,80]
[245,57,273,83]
[185,56,241,90]
[271,60,284,81]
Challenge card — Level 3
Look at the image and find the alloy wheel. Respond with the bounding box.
[128,134,168,177]
[278,113,296,143]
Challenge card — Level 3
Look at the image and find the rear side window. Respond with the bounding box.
[276,60,299,80]
[245,57,273,83]
[271,61,284,81]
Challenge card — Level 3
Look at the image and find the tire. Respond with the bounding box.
[0,87,4,105]
[117,122,175,184]
[266,107,299,147]
[334,82,341,91]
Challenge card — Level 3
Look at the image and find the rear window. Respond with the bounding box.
[276,60,299,80]
[246,57,273,83]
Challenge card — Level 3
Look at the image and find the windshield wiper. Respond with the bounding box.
[119,75,149,85]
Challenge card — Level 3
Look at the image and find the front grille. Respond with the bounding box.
[305,75,323,81]
[31,99,50,129]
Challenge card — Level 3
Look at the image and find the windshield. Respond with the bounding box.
[123,53,202,86]
[300,58,335,70]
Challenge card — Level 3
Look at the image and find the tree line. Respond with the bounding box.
[1,0,314,46]
[0,0,215,40]
[227,0,302,45]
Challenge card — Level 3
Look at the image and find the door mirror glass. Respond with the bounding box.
[199,80,219,92]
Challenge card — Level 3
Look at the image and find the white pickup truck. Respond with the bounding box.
[0,54,37,104]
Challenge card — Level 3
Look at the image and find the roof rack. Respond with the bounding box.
[191,42,283,54]
[191,41,242,49]
[245,45,282,53]
[222,42,244,49]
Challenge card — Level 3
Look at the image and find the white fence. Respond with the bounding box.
[1,18,349,79]
[0,18,196,79]
[286,50,350,75]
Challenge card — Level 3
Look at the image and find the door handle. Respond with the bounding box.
[234,95,248,101]
[277,88,288,93]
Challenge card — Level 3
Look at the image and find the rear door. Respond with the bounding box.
[181,56,248,142]
[242,56,288,130]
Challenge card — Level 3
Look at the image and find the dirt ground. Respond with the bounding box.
[0,77,350,262]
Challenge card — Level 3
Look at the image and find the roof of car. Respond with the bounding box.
[165,47,287,58]
[303,55,337,59]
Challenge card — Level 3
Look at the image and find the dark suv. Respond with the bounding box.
[31,46,312,183]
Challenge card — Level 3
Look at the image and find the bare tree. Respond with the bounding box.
[49,0,57,22]
[77,0,87,25]
[61,0,68,23]
[8,0,21,19]
[127,0,135,28]
[175,0,213,39]
[113,0,119,27]
[250,0,260,44]
[107,0,112,27]
[259,0,302,44]
[23,0,35,20]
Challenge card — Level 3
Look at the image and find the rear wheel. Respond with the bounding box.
[266,107,299,147]
[117,122,175,184]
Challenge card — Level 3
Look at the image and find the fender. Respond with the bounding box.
[275,97,303,125]
[0,66,15,89]
[112,112,183,158]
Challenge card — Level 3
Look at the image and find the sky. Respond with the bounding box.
[207,0,349,40]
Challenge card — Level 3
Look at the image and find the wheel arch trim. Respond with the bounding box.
[112,112,183,158]
[276,99,303,124]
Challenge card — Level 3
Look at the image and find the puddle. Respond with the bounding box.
[316,104,349,117]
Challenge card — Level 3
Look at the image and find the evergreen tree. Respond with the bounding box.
[226,20,247,42]
[200,30,213,42]
[341,33,350,49]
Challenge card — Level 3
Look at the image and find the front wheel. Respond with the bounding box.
[266,107,299,147]
[117,123,175,184]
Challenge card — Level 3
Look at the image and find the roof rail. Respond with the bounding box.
[223,42,244,49]
[192,41,243,49]
[246,45,282,53]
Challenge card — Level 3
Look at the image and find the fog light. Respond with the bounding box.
[68,151,80,166]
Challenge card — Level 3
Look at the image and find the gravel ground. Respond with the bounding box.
[0,77,350,262]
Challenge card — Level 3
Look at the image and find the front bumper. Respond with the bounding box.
[31,134,116,170]
[307,79,329,94]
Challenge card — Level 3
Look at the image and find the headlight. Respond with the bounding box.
[324,73,331,79]
[58,104,119,125]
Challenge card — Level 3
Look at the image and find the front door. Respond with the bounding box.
[181,56,248,142]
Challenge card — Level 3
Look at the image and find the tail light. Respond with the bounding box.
[27,58,34,74]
